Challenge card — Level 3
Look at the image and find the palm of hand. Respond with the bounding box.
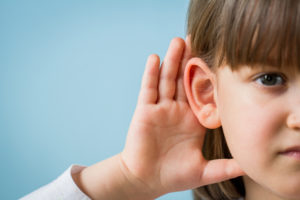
[131,101,206,185]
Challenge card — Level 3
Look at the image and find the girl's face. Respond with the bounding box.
[215,65,300,199]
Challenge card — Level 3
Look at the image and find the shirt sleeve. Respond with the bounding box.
[20,165,91,200]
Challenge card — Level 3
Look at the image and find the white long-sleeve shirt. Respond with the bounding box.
[20,165,91,200]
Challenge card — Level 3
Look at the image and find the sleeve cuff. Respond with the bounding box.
[20,165,91,200]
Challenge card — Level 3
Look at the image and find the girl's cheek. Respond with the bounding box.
[219,83,283,160]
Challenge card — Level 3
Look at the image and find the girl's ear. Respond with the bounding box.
[184,57,221,129]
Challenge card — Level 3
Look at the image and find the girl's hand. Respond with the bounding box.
[120,37,245,198]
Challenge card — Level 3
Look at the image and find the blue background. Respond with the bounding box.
[0,0,192,199]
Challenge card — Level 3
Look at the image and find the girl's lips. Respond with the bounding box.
[280,151,300,160]
[280,146,300,160]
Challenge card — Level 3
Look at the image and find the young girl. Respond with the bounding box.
[22,0,300,199]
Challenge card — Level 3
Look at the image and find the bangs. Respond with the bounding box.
[218,0,300,72]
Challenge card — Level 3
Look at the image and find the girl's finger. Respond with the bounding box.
[158,37,185,102]
[175,35,192,102]
[200,159,246,186]
[138,54,160,105]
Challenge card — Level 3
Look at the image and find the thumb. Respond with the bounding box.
[200,159,245,186]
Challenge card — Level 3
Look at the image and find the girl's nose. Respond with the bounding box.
[286,113,300,130]
[286,83,300,131]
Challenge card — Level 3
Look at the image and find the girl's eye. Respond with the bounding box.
[254,73,286,87]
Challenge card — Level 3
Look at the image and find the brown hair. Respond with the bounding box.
[187,0,300,199]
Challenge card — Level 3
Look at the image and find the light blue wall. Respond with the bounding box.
[0,0,192,199]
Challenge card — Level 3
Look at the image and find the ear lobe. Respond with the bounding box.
[184,57,221,129]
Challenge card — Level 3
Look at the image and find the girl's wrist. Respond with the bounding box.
[72,154,160,200]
